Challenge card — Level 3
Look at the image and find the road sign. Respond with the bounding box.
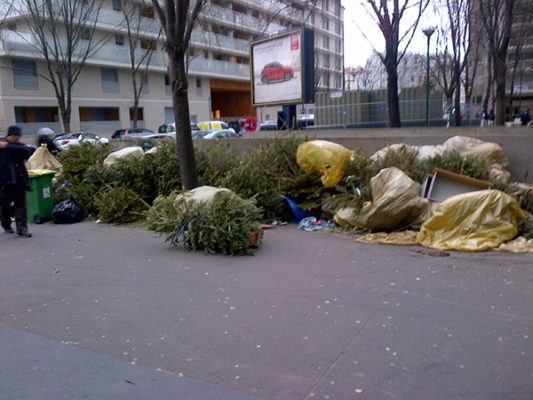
[244,118,257,132]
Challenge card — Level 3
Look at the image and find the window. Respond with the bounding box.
[336,21,341,35]
[101,68,119,92]
[141,6,154,18]
[79,107,119,121]
[323,35,329,49]
[81,28,90,40]
[12,60,38,89]
[323,53,330,68]
[196,77,202,97]
[15,107,58,123]
[115,34,124,46]
[129,107,144,121]
[164,74,171,95]
[140,72,149,94]
[112,0,121,11]
[323,72,330,87]
[335,73,342,89]
[322,0,329,11]
[322,16,329,30]
[141,39,156,50]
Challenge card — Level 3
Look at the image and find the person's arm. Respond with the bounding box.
[3,143,34,159]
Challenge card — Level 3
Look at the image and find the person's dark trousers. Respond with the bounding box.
[0,185,28,234]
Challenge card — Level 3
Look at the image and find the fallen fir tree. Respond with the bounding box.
[145,187,263,255]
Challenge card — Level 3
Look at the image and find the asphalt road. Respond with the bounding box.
[1,221,532,399]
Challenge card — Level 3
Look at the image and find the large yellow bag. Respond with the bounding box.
[26,144,62,174]
[417,190,525,252]
[296,140,353,188]
[355,167,434,231]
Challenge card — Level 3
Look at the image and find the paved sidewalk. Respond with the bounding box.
[0,324,259,400]
[1,221,533,399]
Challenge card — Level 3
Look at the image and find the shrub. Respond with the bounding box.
[57,142,112,182]
[417,150,490,182]
[371,146,421,181]
[94,184,147,223]
[518,216,533,239]
[146,192,262,255]
[196,143,240,187]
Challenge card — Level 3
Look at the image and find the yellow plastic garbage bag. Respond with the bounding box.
[296,140,353,188]
[104,146,144,167]
[417,190,525,252]
[333,207,359,228]
[26,144,62,174]
[176,186,234,205]
[443,136,503,162]
[356,230,418,245]
[355,167,434,231]
[496,237,533,253]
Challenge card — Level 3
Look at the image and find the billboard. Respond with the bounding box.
[250,28,314,107]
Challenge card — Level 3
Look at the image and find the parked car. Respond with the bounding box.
[228,119,246,135]
[197,120,235,134]
[158,122,200,133]
[297,114,315,129]
[111,128,155,139]
[260,62,294,84]
[53,132,109,151]
[258,120,278,131]
[122,132,175,140]
[202,129,240,139]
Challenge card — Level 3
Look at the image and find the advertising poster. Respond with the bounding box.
[250,30,303,106]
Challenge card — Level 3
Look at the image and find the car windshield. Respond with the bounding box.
[56,133,81,139]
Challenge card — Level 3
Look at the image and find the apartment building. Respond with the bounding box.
[0,0,344,134]
[469,1,533,118]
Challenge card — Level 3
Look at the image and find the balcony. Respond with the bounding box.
[206,4,284,35]
[0,29,250,81]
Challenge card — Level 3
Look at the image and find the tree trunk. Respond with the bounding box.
[169,51,198,190]
[132,78,139,128]
[59,102,71,133]
[385,63,401,127]
[454,62,461,126]
[494,55,507,125]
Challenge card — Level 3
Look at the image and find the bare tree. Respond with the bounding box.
[152,0,207,190]
[431,0,473,126]
[506,3,532,117]
[461,18,481,112]
[121,1,161,128]
[478,0,518,125]
[362,0,429,127]
[18,0,106,132]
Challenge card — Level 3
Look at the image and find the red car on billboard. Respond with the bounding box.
[260,62,294,84]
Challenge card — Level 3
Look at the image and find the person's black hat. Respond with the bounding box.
[7,125,22,136]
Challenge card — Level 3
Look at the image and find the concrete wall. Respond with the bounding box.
[103,126,533,184]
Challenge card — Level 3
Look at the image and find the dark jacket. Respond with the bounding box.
[37,135,59,154]
[0,137,34,190]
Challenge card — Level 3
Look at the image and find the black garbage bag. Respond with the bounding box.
[52,196,84,224]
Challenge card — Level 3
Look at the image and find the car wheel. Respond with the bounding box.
[262,75,269,84]
[284,72,292,81]
[33,214,44,224]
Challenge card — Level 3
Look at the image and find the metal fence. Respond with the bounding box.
[309,88,485,128]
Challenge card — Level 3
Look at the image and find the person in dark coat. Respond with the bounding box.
[0,125,35,237]
[36,127,59,155]
[521,109,531,126]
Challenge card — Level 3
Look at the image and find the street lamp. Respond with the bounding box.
[423,27,436,127]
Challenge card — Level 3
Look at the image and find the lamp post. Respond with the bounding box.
[423,27,435,127]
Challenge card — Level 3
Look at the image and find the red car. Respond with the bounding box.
[260,62,294,84]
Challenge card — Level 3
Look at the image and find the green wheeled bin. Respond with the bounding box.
[26,170,56,224]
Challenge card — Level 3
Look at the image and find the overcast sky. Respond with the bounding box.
[342,0,439,68]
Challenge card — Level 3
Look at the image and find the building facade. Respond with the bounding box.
[0,0,344,134]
